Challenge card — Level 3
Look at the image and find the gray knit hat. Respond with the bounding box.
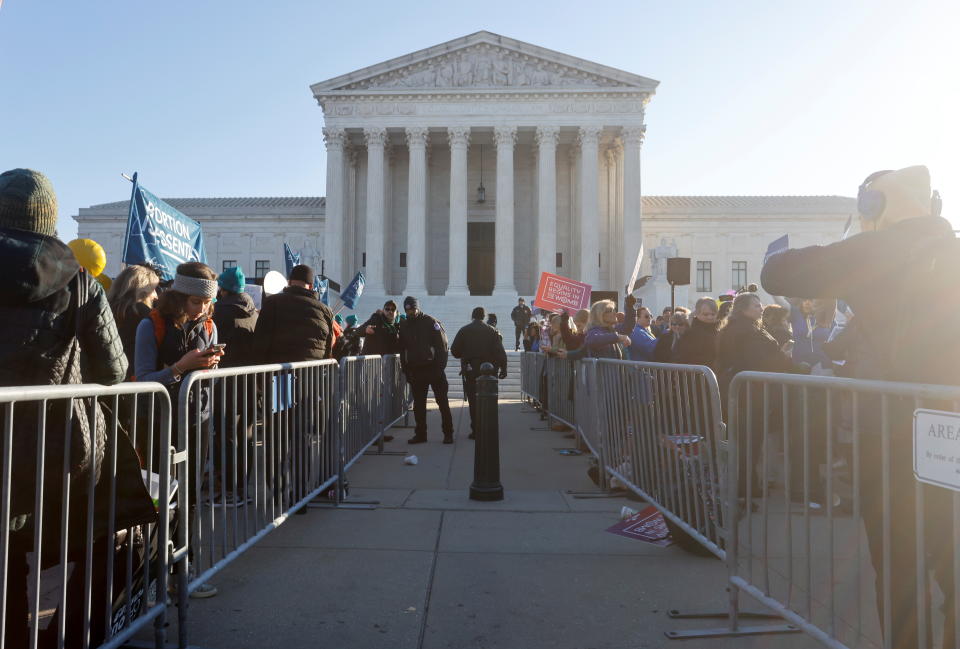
[0,169,58,236]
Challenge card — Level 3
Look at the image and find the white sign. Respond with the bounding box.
[914,408,960,492]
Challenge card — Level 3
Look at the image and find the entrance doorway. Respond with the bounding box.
[467,222,495,296]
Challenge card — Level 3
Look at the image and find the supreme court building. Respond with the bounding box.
[76,32,854,317]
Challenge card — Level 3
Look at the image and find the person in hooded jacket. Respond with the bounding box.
[213,266,258,368]
[761,165,959,648]
[360,300,402,356]
[0,169,144,647]
[674,297,720,368]
[583,296,636,359]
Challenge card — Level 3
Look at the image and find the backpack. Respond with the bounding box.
[132,310,214,380]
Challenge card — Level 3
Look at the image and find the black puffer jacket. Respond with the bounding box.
[359,310,402,356]
[398,311,448,376]
[115,301,151,379]
[213,292,259,368]
[674,317,719,369]
[0,227,127,517]
[252,285,335,363]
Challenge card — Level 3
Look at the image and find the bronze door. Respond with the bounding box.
[467,222,495,296]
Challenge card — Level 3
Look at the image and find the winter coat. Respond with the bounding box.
[627,326,657,362]
[584,307,636,360]
[652,331,680,363]
[252,285,335,364]
[213,292,259,368]
[451,319,508,377]
[715,316,797,400]
[398,312,448,377]
[0,227,127,518]
[115,301,152,379]
[761,216,959,386]
[674,317,719,368]
[359,310,402,356]
[559,314,585,351]
[764,324,793,350]
[511,304,532,328]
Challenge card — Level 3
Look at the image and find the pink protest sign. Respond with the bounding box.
[605,505,673,547]
[533,272,592,315]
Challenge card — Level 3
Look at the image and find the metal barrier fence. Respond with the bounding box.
[176,360,340,618]
[0,382,174,649]
[723,372,960,649]
[519,352,544,405]
[340,356,385,471]
[380,355,409,432]
[594,359,727,559]
[544,356,576,429]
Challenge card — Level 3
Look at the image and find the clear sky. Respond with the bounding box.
[1,0,956,243]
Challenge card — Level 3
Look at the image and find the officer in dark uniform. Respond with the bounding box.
[398,296,455,444]
[451,307,508,439]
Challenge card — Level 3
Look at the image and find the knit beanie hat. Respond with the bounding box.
[218,266,246,294]
[870,165,937,230]
[345,314,358,327]
[289,264,315,286]
[334,314,344,326]
[403,295,420,311]
[0,168,58,236]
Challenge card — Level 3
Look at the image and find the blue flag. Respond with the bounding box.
[763,234,789,266]
[283,242,301,276]
[123,173,206,280]
[339,271,365,310]
[315,277,329,305]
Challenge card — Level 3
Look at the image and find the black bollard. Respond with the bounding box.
[470,362,504,501]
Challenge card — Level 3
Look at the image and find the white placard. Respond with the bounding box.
[244,283,263,310]
[914,408,960,492]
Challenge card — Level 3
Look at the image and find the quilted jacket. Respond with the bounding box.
[0,227,127,517]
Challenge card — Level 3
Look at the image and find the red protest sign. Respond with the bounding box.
[533,272,592,315]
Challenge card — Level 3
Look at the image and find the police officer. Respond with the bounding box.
[451,307,508,439]
[398,296,455,444]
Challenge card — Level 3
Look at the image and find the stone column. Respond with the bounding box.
[622,125,645,293]
[363,127,387,293]
[446,126,470,296]
[535,126,559,280]
[404,127,429,294]
[493,126,517,296]
[322,127,346,284]
[578,126,602,288]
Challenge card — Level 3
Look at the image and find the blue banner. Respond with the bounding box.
[283,242,301,276]
[340,271,365,310]
[315,277,329,305]
[763,234,789,265]
[122,173,206,280]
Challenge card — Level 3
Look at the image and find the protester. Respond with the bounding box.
[559,308,590,351]
[717,299,733,321]
[674,297,720,368]
[761,165,957,648]
[0,168,146,645]
[360,300,402,356]
[584,296,636,359]
[715,293,799,393]
[770,296,835,371]
[522,321,541,352]
[652,308,690,363]
[761,303,793,351]
[450,306,508,439]
[656,307,674,336]
[108,263,160,377]
[213,266,258,368]
[627,306,657,361]
[252,264,335,363]
[398,296,455,444]
[510,297,533,351]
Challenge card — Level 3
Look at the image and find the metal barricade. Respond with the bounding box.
[176,360,339,612]
[723,372,960,648]
[0,382,173,649]
[520,352,544,405]
[380,354,409,432]
[594,359,727,559]
[339,356,385,471]
[544,357,577,429]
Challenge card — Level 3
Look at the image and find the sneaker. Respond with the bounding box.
[190,582,218,599]
[407,435,427,444]
[442,434,453,444]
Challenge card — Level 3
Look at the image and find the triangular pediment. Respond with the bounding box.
[311,31,659,94]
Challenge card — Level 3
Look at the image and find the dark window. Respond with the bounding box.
[556,252,563,268]
[400,252,407,268]
[255,260,269,279]
[696,261,712,292]
[362,252,366,267]
[222,260,237,272]
[732,261,747,290]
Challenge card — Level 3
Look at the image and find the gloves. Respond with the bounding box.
[624,294,637,311]
[498,367,508,380]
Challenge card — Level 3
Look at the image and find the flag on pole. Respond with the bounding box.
[763,234,789,266]
[315,277,329,305]
[123,172,206,280]
[283,242,301,276]
[339,271,365,310]
[626,243,645,296]
[841,214,854,240]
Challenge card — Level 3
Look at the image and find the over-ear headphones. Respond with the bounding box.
[857,169,943,221]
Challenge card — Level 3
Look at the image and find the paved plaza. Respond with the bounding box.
[183,398,823,649]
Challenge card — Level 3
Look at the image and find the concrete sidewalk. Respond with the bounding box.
[185,398,822,649]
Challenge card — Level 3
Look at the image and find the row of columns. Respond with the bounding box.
[322,125,644,296]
